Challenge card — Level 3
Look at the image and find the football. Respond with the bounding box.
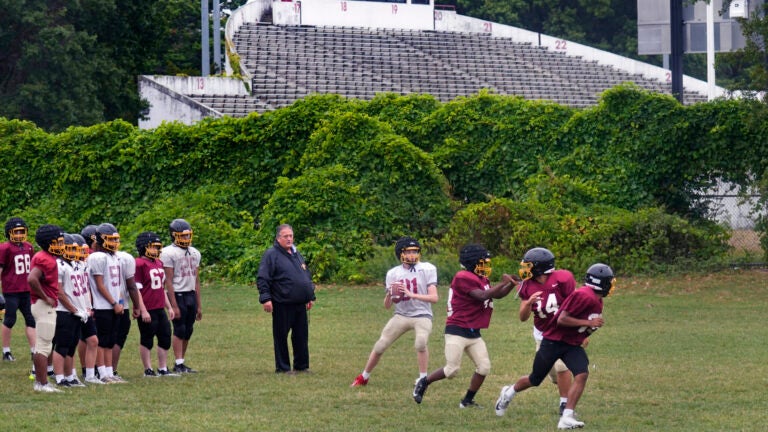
[390,282,404,302]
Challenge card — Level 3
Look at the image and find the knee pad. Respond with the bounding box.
[413,334,428,352]
[443,364,460,378]
[529,372,545,387]
[172,320,188,339]
[139,333,155,350]
[372,338,391,355]
[54,343,70,358]
[3,312,17,328]
[475,358,491,376]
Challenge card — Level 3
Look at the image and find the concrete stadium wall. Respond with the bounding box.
[139,76,251,129]
[273,0,434,30]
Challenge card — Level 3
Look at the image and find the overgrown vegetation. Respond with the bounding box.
[1,88,766,283]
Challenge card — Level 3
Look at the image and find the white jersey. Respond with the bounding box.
[385,261,437,319]
[57,259,91,313]
[159,244,201,293]
[115,250,136,304]
[87,251,123,310]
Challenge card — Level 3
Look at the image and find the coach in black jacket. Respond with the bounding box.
[257,224,316,374]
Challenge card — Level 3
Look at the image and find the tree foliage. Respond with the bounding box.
[0,0,205,131]
[718,1,768,96]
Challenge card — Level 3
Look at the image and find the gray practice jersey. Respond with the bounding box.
[87,251,122,310]
[159,244,201,293]
[115,250,136,304]
[385,261,437,319]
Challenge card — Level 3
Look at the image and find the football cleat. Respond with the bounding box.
[173,363,197,373]
[559,401,566,416]
[413,377,428,404]
[68,378,86,387]
[157,369,180,377]
[557,414,585,430]
[350,374,368,387]
[459,399,482,409]
[144,368,158,377]
[34,382,63,393]
[3,352,15,362]
[84,376,106,385]
[495,385,514,416]
[56,380,72,388]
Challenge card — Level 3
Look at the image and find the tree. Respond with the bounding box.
[718,1,768,97]
[0,0,205,131]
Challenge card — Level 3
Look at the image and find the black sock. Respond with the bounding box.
[462,390,477,403]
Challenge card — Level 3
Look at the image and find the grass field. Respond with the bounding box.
[1,268,767,431]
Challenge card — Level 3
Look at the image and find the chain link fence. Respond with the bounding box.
[702,192,766,266]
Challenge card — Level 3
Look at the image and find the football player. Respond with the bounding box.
[160,219,202,374]
[496,247,576,416]
[87,223,148,383]
[27,224,65,393]
[494,263,615,430]
[111,235,150,378]
[0,217,37,366]
[70,231,102,385]
[52,234,90,388]
[350,237,438,387]
[134,231,178,377]
[412,244,518,408]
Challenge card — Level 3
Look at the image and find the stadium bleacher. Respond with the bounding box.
[139,2,710,126]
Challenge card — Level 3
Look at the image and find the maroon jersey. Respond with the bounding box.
[0,241,34,294]
[135,256,167,310]
[544,286,603,346]
[517,269,576,334]
[30,251,59,305]
[446,270,493,330]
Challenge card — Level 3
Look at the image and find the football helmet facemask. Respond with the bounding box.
[63,234,79,261]
[519,247,555,280]
[584,263,615,297]
[5,217,28,243]
[70,234,88,261]
[394,236,421,266]
[169,219,193,248]
[459,244,492,278]
[96,223,121,252]
[136,231,163,259]
[35,224,65,256]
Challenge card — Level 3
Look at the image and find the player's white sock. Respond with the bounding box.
[419,372,427,379]
[560,397,567,404]
[2,347,10,353]
[176,358,185,366]
[86,368,96,379]
[563,409,575,418]
[55,374,64,383]
[505,386,516,399]
[362,371,371,380]
[105,366,114,377]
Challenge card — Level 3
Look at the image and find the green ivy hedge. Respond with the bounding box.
[1,86,766,283]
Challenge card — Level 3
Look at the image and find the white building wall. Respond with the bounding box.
[273,0,434,30]
[139,76,249,130]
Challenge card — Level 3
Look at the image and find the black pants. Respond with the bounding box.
[272,302,309,372]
